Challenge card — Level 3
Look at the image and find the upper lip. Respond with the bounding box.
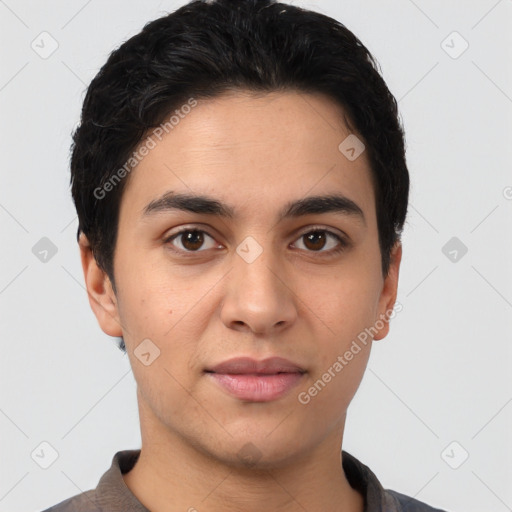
[206,356,306,375]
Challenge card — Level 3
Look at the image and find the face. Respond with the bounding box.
[81,90,401,469]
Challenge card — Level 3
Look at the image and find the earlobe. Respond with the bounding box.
[373,241,402,341]
[78,233,123,337]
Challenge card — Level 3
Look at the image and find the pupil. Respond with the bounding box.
[305,232,325,251]
[183,230,204,250]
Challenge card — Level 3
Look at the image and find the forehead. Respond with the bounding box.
[119,90,376,224]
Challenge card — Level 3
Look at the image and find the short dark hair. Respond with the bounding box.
[71,0,409,290]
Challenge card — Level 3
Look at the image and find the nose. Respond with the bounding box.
[220,242,298,336]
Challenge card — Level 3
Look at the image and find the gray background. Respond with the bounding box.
[1,1,511,511]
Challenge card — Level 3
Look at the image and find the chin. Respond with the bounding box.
[209,430,311,470]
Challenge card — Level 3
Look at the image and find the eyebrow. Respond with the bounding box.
[142,191,366,225]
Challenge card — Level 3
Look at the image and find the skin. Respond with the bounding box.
[79,90,402,512]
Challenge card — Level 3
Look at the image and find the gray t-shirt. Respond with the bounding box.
[41,449,448,511]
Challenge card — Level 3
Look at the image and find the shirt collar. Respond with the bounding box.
[342,450,401,511]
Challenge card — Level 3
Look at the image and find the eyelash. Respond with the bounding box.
[163,225,349,257]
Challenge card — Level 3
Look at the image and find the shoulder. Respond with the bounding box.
[386,489,449,512]
[341,450,449,512]
[39,489,102,512]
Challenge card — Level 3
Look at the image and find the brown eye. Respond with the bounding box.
[166,229,218,252]
[181,230,205,250]
[293,229,347,254]
[303,231,327,251]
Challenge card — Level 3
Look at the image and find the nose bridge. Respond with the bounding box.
[234,233,284,301]
[220,232,296,332]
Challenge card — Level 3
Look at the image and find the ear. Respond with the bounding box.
[373,241,402,341]
[78,232,123,337]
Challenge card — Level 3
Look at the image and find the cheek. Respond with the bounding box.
[302,270,381,339]
[114,258,207,379]
[114,249,181,333]
[118,281,201,422]
[298,270,380,404]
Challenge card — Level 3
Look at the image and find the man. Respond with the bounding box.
[44,0,448,510]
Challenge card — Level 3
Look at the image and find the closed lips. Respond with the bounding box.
[205,357,307,402]
[205,356,306,375]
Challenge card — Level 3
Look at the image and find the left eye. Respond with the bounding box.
[292,229,346,253]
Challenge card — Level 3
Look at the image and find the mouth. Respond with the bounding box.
[204,356,306,402]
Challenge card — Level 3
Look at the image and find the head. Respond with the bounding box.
[74,0,408,469]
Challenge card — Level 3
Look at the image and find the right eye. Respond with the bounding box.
[164,228,221,254]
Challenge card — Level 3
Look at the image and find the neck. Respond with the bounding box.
[124,445,363,512]
[123,408,364,512]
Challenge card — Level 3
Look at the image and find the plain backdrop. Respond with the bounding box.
[0,1,511,511]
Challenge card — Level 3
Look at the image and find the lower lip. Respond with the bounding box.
[207,372,304,402]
